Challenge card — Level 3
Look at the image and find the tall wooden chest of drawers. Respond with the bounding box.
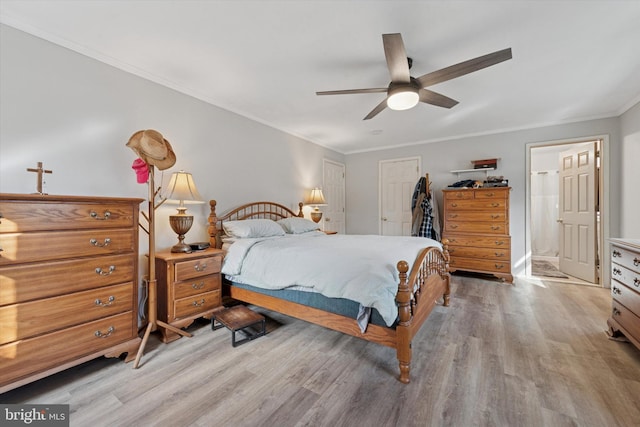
[0,194,143,392]
[155,248,224,343]
[442,187,513,283]
[607,239,640,350]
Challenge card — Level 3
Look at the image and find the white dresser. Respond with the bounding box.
[607,238,640,350]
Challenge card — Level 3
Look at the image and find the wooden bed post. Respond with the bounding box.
[396,260,412,384]
[208,199,219,248]
[441,238,451,307]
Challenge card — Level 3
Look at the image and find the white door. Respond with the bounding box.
[558,142,598,282]
[380,158,420,236]
[323,159,346,234]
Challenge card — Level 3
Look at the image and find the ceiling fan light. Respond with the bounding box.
[387,88,419,111]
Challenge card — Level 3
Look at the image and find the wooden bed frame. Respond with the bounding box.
[207,199,450,383]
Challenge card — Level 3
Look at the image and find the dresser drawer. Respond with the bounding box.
[611,263,640,290]
[174,290,221,319]
[174,255,222,281]
[0,229,135,265]
[0,283,133,343]
[0,312,136,386]
[445,221,508,234]
[174,274,221,300]
[444,199,508,211]
[612,282,640,315]
[444,234,511,249]
[0,254,135,305]
[611,245,640,274]
[448,246,510,261]
[449,256,510,273]
[0,201,135,232]
[443,191,474,200]
[611,300,640,343]
[445,211,507,222]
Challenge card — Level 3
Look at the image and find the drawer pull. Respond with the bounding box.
[491,226,501,231]
[491,214,500,219]
[90,210,111,220]
[491,203,500,208]
[612,250,621,258]
[192,282,205,290]
[194,262,208,272]
[450,214,458,218]
[495,241,505,246]
[95,265,116,276]
[450,224,458,229]
[95,326,115,338]
[192,299,206,307]
[90,238,111,247]
[448,238,457,243]
[485,192,495,197]
[495,264,505,269]
[634,277,639,287]
[635,258,640,267]
[95,296,115,307]
[612,286,622,295]
[451,203,458,208]
[495,252,505,257]
[613,268,622,276]
[612,307,621,317]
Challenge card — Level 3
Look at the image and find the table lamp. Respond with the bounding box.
[165,171,204,252]
[306,187,327,223]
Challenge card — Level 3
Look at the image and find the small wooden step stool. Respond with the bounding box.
[212,305,266,347]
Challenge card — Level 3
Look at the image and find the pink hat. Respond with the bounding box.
[132,158,149,183]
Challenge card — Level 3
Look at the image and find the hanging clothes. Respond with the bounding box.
[411,177,434,239]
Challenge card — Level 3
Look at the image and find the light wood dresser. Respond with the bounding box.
[155,248,223,343]
[0,193,143,393]
[442,187,513,283]
[607,238,640,350]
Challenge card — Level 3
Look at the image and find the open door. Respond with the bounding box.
[558,142,598,282]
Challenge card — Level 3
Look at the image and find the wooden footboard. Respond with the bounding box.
[208,199,450,383]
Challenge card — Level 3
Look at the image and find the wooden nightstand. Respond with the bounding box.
[155,248,224,342]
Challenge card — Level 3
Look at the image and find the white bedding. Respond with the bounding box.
[222,233,442,327]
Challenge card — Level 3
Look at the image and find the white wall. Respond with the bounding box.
[345,118,622,276]
[0,24,344,254]
[619,101,640,238]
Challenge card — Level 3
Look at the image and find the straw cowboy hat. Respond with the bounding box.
[126,129,176,170]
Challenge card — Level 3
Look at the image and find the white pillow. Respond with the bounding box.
[278,217,319,234]
[222,219,285,238]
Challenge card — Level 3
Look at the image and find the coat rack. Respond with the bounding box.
[133,166,192,368]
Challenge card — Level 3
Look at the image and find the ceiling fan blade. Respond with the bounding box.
[383,33,411,83]
[363,98,388,120]
[417,48,512,88]
[316,88,387,96]
[419,88,459,109]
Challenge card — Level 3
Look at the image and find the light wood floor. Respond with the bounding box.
[2,274,640,427]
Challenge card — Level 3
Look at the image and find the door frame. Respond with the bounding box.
[524,135,610,287]
[378,156,421,235]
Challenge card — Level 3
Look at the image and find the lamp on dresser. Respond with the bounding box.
[306,187,327,223]
[164,170,204,253]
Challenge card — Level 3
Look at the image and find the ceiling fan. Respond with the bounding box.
[316,33,512,120]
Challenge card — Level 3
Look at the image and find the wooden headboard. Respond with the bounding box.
[208,200,304,249]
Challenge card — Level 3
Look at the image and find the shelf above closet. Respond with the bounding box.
[450,167,495,177]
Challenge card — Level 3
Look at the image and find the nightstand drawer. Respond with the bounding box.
[174,290,221,319]
[612,282,640,314]
[174,274,221,300]
[174,256,222,281]
[612,246,640,273]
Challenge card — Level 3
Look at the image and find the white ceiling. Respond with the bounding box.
[2,1,640,154]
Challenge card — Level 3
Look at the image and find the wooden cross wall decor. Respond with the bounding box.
[27,162,53,194]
